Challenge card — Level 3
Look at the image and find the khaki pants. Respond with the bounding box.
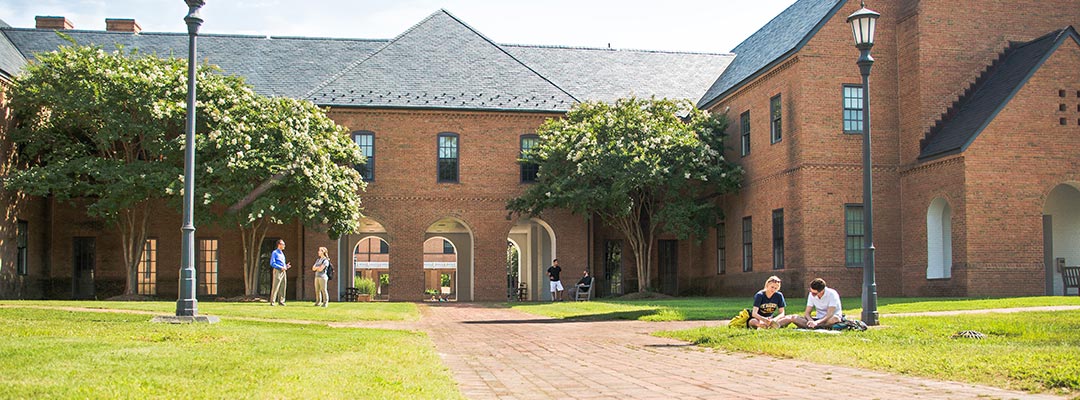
[314,276,329,305]
[270,268,287,304]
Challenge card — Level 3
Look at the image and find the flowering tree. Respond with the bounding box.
[191,96,365,295]
[508,98,742,293]
[6,39,364,296]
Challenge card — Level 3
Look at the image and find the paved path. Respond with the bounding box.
[412,303,1066,400]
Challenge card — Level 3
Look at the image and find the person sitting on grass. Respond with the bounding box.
[749,275,795,329]
[793,278,843,329]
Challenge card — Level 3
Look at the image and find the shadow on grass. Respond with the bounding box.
[463,309,661,324]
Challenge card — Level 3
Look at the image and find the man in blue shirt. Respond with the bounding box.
[270,239,291,306]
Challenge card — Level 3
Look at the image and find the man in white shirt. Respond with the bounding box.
[793,278,843,329]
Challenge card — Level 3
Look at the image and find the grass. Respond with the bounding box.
[0,300,420,323]
[657,310,1080,396]
[510,296,1080,321]
[0,304,461,399]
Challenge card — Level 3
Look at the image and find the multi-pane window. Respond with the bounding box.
[845,204,865,267]
[770,94,782,143]
[843,85,864,133]
[772,209,784,270]
[716,222,726,275]
[740,111,751,156]
[198,239,219,296]
[352,131,375,181]
[443,239,455,254]
[742,217,753,272]
[137,238,157,295]
[16,220,28,276]
[437,133,459,183]
[379,240,390,254]
[520,134,539,183]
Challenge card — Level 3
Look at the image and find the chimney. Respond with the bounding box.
[105,18,141,33]
[35,16,73,30]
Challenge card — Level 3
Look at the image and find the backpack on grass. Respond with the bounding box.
[728,308,751,328]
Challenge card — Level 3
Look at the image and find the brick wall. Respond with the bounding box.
[960,41,1080,295]
[325,108,588,301]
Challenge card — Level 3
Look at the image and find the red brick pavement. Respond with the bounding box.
[409,303,1065,400]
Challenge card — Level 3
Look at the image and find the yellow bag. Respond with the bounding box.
[728,308,750,328]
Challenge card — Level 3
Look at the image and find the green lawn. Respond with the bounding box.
[510,296,1080,321]
[0,305,460,400]
[658,310,1080,396]
[0,300,420,322]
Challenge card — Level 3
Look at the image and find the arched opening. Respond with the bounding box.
[508,217,556,301]
[1043,183,1080,295]
[926,196,953,279]
[353,236,390,300]
[424,237,457,301]
[507,240,522,300]
[425,217,473,301]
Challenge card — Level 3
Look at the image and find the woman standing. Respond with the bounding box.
[312,247,331,307]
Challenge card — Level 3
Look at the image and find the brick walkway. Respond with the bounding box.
[412,303,1065,400]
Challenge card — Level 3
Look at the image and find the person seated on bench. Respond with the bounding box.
[569,270,593,298]
[792,278,843,329]
[749,275,795,329]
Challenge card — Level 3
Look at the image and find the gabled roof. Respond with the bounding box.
[697,0,846,109]
[307,10,577,112]
[0,28,386,98]
[504,45,733,103]
[918,27,1080,161]
[0,31,27,80]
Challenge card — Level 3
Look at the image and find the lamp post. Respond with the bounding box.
[177,0,205,317]
[848,1,880,326]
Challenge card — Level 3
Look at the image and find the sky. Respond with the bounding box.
[0,0,798,54]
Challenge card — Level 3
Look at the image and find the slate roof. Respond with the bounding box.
[0,28,386,98]
[0,31,27,79]
[503,44,733,103]
[697,0,846,108]
[307,10,578,112]
[0,9,738,112]
[918,27,1080,161]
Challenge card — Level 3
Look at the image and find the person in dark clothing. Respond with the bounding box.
[569,270,593,299]
[547,259,563,301]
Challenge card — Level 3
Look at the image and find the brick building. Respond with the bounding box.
[1,0,1078,301]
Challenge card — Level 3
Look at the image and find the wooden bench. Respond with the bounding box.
[1063,266,1080,296]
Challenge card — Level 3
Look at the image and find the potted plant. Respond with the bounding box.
[354,277,377,302]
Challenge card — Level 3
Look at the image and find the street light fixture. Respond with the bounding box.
[177,0,205,317]
[847,1,880,326]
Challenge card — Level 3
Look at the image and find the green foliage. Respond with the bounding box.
[440,273,451,287]
[6,42,186,213]
[192,96,365,238]
[0,306,461,399]
[508,97,743,291]
[5,39,366,295]
[355,278,378,295]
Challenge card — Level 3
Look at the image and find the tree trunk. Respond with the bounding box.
[118,203,150,295]
[239,219,269,296]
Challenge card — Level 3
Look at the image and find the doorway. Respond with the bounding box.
[72,237,95,299]
[658,239,678,295]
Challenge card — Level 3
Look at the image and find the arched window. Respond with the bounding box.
[437,132,459,183]
[926,197,953,279]
[352,131,375,181]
